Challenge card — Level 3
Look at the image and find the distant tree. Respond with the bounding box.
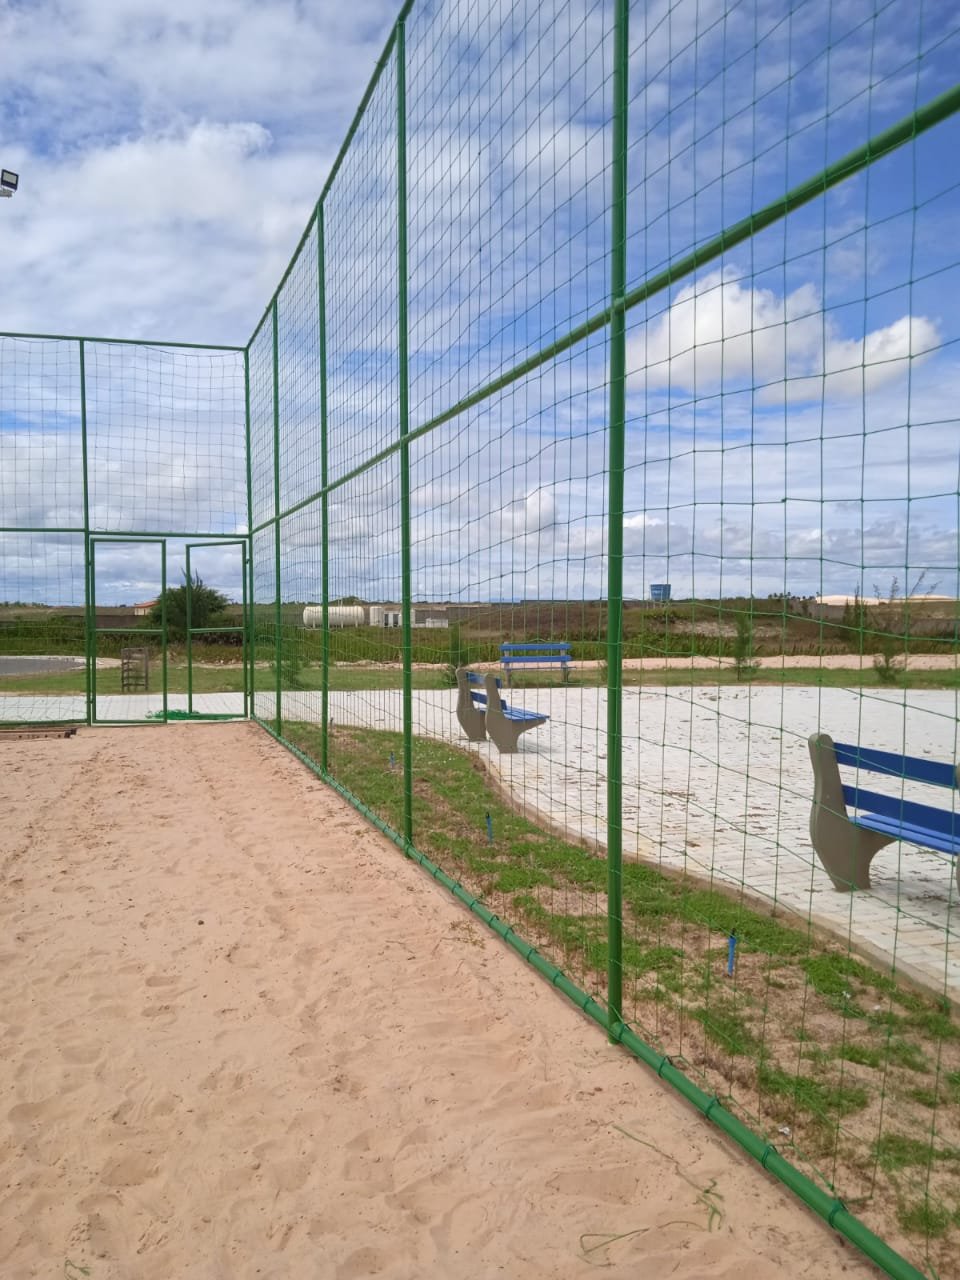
[148,573,230,643]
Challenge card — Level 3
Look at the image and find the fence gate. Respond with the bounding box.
[184,541,249,720]
[89,537,167,725]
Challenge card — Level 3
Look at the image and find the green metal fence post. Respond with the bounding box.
[160,540,168,722]
[605,0,630,1040]
[185,545,193,714]
[397,15,414,850]
[317,205,331,774]
[244,347,253,718]
[89,536,98,720]
[241,544,249,720]
[79,338,93,726]
[272,301,282,733]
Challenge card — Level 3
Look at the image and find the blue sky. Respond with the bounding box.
[1,0,959,606]
[0,0,401,343]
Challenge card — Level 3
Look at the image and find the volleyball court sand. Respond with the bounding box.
[0,724,876,1280]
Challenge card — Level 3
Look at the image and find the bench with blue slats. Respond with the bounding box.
[808,732,960,893]
[500,642,572,685]
[455,667,548,753]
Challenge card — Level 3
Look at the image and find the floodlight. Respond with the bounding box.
[0,169,19,195]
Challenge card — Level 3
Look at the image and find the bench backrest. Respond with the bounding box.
[833,740,960,841]
[501,642,570,651]
[833,741,959,789]
[501,642,570,661]
[465,669,500,686]
[464,669,500,702]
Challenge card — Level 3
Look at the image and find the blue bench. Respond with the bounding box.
[500,642,572,686]
[455,667,547,753]
[808,732,960,893]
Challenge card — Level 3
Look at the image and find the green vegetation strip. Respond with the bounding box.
[4,661,960,698]
[255,715,937,1280]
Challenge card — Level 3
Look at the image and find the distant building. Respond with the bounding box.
[650,583,671,603]
[132,599,158,616]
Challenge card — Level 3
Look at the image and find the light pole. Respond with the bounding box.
[0,170,19,198]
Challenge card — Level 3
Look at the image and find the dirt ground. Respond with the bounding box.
[0,723,880,1279]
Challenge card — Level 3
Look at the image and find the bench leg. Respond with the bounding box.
[455,669,487,741]
[486,716,522,753]
[808,733,893,891]
[457,704,487,741]
[484,675,546,754]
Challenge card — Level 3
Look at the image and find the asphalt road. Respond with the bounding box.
[0,656,85,676]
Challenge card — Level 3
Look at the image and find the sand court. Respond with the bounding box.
[0,722,876,1279]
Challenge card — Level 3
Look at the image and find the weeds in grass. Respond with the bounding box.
[839,1041,929,1073]
[897,1199,959,1237]
[873,1133,938,1172]
[691,1002,759,1057]
[758,1063,870,1118]
[907,1086,941,1109]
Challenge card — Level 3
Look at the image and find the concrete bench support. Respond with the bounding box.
[808,731,960,893]
[455,668,488,741]
[808,733,893,890]
[484,674,547,754]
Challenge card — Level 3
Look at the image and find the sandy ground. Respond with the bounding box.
[0,724,879,1280]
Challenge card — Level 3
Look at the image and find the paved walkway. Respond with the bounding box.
[4,684,957,997]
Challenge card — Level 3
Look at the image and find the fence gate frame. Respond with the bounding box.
[88,535,168,726]
[184,539,250,719]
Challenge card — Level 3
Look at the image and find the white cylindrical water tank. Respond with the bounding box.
[302,605,365,628]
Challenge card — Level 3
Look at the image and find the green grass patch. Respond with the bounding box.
[691,1002,759,1056]
[620,865,809,958]
[0,660,451,697]
[8,657,960,697]
[0,664,249,696]
[515,899,608,971]
[906,1086,941,1109]
[758,1063,870,1118]
[838,1040,929,1073]
[896,1199,959,1238]
[873,1133,938,1173]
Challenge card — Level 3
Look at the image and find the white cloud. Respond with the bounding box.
[0,0,401,344]
[628,267,940,404]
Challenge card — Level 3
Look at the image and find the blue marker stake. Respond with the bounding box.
[727,934,737,977]
[389,751,395,770]
[485,812,493,844]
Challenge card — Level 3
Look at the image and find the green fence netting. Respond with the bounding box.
[3,0,960,1274]
[0,335,247,723]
